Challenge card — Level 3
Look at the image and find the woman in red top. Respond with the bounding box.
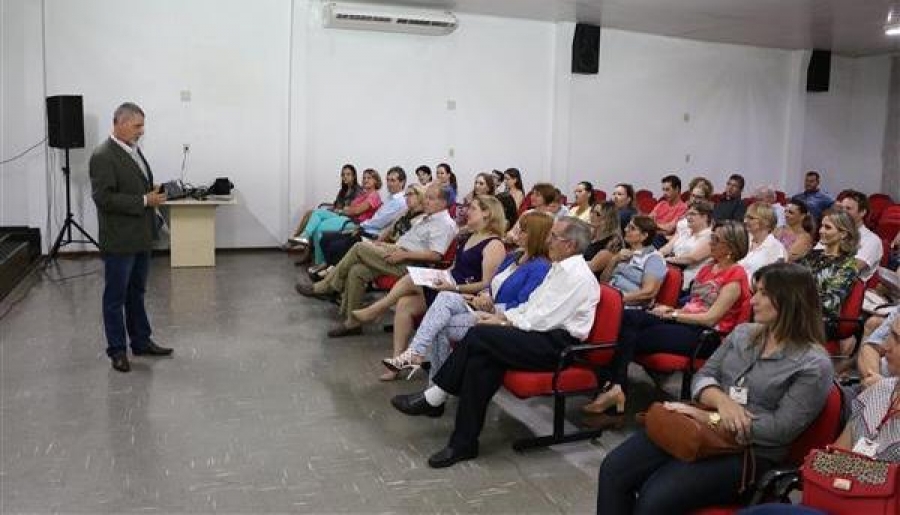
[583,220,752,416]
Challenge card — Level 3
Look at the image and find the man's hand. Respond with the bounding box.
[146,191,167,206]
[384,249,406,264]
[475,312,508,326]
[862,372,884,389]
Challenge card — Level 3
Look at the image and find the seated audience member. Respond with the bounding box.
[583,221,751,416]
[659,200,714,291]
[585,201,624,276]
[612,183,638,232]
[835,313,900,460]
[317,169,410,269]
[494,192,519,232]
[773,199,815,262]
[380,211,553,381]
[504,183,558,242]
[755,185,786,227]
[436,163,458,193]
[491,170,505,193]
[549,188,571,218]
[890,231,900,269]
[797,210,859,322]
[857,307,900,386]
[674,177,714,233]
[296,184,457,334]
[835,190,883,283]
[570,181,596,222]
[288,164,361,247]
[415,165,432,187]
[649,174,688,238]
[297,168,383,266]
[380,184,426,239]
[739,202,787,279]
[792,170,834,222]
[599,215,666,307]
[456,173,496,226]
[713,173,748,223]
[597,262,833,514]
[502,168,526,210]
[390,218,599,468]
[351,196,506,356]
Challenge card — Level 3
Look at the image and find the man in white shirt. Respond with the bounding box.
[298,183,457,337]
[838,191,883,282]
[390,217,600,468]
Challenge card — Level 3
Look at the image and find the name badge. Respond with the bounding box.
[729,386,748,405]
[852,437,878,458]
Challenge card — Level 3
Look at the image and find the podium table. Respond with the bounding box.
[164,196,237,268]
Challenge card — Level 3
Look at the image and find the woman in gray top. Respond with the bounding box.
[597,262,834,514]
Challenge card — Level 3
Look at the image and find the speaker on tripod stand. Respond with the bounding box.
[46,94,99,260]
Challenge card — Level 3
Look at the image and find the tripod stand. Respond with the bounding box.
[48,147,99,260]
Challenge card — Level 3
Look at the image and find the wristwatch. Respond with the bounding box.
[708,412,721,427]
[671,311,679,321]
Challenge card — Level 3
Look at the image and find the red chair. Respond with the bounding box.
[657,265,684,307]
[635,266,725,400]
[593,190,607,203]
[516,195,533,219]
[692,383,846,514]
[866,193,895,229]
[681,191,691,202]
[822,279,865,358]
[775,191,787,205]
[636,189,655,202]
[502,285,623,451]
[637,196,657,215]
[876,205,900,242]
[742,197,756,207]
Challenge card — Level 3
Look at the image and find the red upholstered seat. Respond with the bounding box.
[822,279,865,358]
[502,284,623,451]
[657,265,683,307]
[866,193,894,229]
[593,190,607,203]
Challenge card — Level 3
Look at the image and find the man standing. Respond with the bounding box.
[712,174,747,222]
[89,102,172,373]
[390,217,600,468]
[792,171,834,221]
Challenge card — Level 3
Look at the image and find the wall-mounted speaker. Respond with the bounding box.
[46,95,85,149]
[806,50,831,92]
[572,23,601,75]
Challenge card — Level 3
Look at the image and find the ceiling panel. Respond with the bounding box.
[343,0,900,56]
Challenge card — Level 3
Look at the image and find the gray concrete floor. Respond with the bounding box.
[0,250,668,513]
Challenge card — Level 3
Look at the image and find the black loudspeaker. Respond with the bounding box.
[806,50,831,92]
[572,23,601,75]
[46,95,85,149]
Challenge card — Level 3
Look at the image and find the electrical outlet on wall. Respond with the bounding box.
[182,143,191,153]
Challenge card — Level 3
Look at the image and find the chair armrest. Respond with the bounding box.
[748,467,801,505]
[689,329,722,373]
[552,342,618,392]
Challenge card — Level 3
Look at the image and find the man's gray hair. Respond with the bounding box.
[559,217,592,254]
[113,102,145,124]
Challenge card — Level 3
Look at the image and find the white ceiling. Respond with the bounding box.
[351,0,900,57]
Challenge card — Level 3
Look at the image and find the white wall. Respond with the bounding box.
[565,29,800,196]
[0,0,892,251]
[802,55,892,196]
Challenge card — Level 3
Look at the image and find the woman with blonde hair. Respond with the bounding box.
[351,196,507,359]
[798,209,860,326]
[739,202,787,279]
[381,211,553,380]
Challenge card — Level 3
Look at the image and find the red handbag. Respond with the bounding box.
[802,446,899,515]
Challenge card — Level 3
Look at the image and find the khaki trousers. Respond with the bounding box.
[317,241,408,316]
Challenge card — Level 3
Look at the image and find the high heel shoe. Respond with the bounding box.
[581,384,626,415]
[382,348,424,372]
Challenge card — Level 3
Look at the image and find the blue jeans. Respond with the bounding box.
[102,252,153,357]
[596,428,773,514]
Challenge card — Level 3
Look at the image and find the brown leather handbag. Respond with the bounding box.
[644,401,747,462]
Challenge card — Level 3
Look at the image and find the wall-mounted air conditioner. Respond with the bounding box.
[323,2,458,36]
